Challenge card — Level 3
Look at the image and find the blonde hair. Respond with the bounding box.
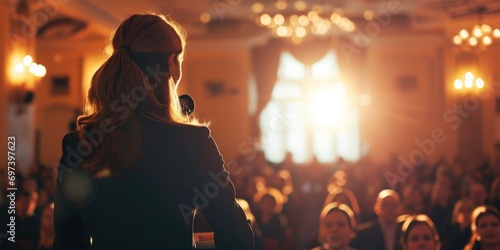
[401,214,440,249]
[77,13,197,176]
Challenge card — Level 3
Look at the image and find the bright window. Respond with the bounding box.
[259,51,360,164]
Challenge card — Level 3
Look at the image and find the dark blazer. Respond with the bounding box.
[350,219,402,250]
[54,120,254,250]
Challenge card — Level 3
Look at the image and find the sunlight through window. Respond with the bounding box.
[260,51,360,164]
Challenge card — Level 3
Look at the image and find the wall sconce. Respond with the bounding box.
[10,55,46,114]
[453,71,485,90]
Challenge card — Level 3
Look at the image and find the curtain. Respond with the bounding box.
[250,38,283,137]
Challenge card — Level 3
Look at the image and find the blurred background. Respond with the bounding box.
[1,0,500,249]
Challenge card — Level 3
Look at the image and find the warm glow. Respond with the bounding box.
[14,63,24,73]
[295,1,307,11]
[260,14,272,26]
[307,11,319,21]
[251,2,264,13]
[481,24,492,33]
[469,37,478,46]
[23,55,33,66]
[34,64,46,77]
[331,13,341,24]
[473,25,482,37]
[277,26,288,37]
[363,10,374,20]
[298,15,309,26]
[200,13,211,23]
[307,84,348,128]
[274,14,285,25]
[295,26,306,37]
[459,29,469,39]
[494,29,500,38]
[276,1,287,10]
[453,35,462,45]
[29,63,38,74]
[483,36,492,45]
[476,78,485,88]
[454,79,463,90]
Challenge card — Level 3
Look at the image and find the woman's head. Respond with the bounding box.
[254,188,285,214]
[471,205,500,247]
[452,199,475,225]
[319,202,356,248]
[78,13,193,175]
[401,214,440,250]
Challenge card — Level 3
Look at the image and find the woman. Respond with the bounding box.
[54,13,253,249]
[400,214,440,250]
[464,205,500,250]
[311,202,357,250]
[440,199,475,250]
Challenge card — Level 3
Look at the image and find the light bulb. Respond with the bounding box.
[453,35,462,45]
[454,79,463,90]
[274,14,285,25]
[459,29,469,39]
[469,37,478,46]
[15,62,24,73]
[483,36,492,45]
[251,2,264,13]
[260,14,271,26]
[465,71,474,81]
[23,55,33,66]
[481,24,492,33]
[476,78,485,88]
[493,29,500,38]
[472,25,482,37]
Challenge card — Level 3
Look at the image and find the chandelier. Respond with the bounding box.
[251,1,356,44]
[452,6,500,51]
[453,24,500,50]
[453,71,485,90]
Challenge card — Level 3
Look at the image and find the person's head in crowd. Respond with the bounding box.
[452,199,476,227]
[16,191,31,219]
[374,189,402,225]
[271,169,294,201]
[403,187,427,214]
[324,186,360,220]
[254,187,285,215]
[77,12,191,176]
[430,183,454,209]
[465,205,500,250]
[469,182,489,206]
[489,177,500,205]
[245,176,266,202]
[39,203,55,249]
[21,174,38,194]
[400,214,440,250]
[318,202,356,250]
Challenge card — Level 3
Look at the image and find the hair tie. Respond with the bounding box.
[119,44,133,56]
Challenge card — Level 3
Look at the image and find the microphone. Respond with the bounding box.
[179,94,195,116]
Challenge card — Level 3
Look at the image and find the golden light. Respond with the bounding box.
[298,15,309,26]
[295,1,307,11]
[483,36,492,45]
[459,29,469,39]
[475,78,485,88]
[307,84,348,128]
[481,24,492,33]
[472,25,482,37]
[277,26,288,37]
[454,79,463,90]
[453,35,462,45]
[363,10,374,20]
[14,63,24,73]
[251,2,264,13]
[295,26,306,37]
[469,37,478,46]
[276,1,287,10]
[274,14,285,25]
[29,63,37,74]
[308,11,319,21]
[200,13,211,23]
[330,13,341,24]
[260,14,272,26]
[494,29,500,38]
[23,55,33,66]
